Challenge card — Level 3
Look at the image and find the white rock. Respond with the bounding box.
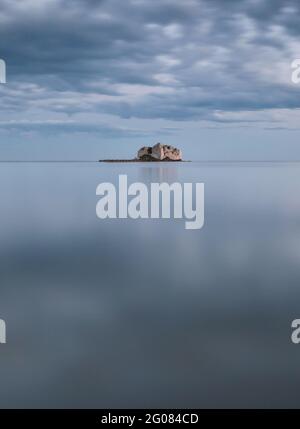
[137,143,182,161]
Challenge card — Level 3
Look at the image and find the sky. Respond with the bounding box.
[0,0,300,160]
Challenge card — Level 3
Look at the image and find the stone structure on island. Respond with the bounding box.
[137,143,182,161]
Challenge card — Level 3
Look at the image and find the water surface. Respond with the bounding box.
[0,161,299,408]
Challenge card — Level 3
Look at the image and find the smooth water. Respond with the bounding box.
[0,161,300,408]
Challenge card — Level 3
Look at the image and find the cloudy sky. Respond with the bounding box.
[0,0,300,159]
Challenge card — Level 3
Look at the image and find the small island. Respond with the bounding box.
[99,143,183,162]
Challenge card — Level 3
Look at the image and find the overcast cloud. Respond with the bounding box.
[0,0,300,158]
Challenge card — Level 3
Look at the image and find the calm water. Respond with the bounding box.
[0,161,300,408]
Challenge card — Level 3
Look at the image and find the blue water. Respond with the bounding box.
[0,161,300,408]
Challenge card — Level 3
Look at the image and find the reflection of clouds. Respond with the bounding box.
[1,163,300,407]
[273,232,300,265]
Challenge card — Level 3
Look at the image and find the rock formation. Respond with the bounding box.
[137,143,182,161]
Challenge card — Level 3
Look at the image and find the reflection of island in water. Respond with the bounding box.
[99,143,184,162]
[138,164,179,184]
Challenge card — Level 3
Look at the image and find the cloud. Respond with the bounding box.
[0,0,300,136]
[0,118,180,139]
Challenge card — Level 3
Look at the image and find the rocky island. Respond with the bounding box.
[99,143,183,162]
